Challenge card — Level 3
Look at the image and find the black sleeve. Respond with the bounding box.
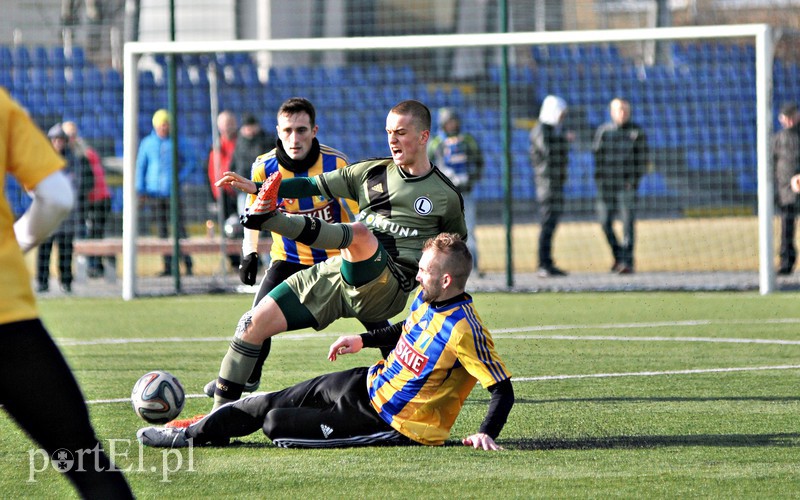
[478,378,514,439]
[359,322,403,348]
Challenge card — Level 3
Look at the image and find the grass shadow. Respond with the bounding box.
[502,433,800,450]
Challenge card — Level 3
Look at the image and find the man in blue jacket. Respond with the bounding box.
[136,109,196,276]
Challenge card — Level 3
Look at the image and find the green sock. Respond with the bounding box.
[263,213,353,249]
[213,337,262,409]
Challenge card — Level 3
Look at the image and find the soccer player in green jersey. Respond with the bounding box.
[169,100,467,426]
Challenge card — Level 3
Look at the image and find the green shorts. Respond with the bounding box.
[285,256,411,330]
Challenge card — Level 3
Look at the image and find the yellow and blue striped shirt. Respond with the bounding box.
[250,144,358,265]
[367,291,511,446]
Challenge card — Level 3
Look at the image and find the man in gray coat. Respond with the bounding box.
[592,98,648,275]
[773,103,800,275]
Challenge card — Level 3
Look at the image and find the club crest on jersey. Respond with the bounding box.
[414,196,433,215]
[394,336,429,376]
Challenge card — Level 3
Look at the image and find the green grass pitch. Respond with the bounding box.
[4,292,800,498]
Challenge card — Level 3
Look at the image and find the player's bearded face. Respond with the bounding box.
[277,112,318,160]
[417,250,444,303]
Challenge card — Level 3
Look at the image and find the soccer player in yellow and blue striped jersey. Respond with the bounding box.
[140,233,513,451]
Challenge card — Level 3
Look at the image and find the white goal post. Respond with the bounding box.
[122,24,775,299]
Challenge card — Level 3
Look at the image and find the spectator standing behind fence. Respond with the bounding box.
[62,120,112,279]
[207,110,241,270]
[592,97,648,275]
[428,108,484,275]
[135,109,195,277]
[36,123,92,293]
[229,113,276,214]
[2,87,133,499]
[773,103,800,275]
[530,95,570,278]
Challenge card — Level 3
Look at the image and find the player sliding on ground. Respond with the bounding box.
[166,100,467,428]
[138,234,513,450]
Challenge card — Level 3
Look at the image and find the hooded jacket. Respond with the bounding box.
[529,96,569,203]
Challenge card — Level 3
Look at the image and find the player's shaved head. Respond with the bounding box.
[422,233,472,290]
[390,100,431,133]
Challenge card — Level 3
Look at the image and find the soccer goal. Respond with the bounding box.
[121,23,778,299]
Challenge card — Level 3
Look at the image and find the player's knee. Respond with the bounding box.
[261,410,280,438]
[233,311,254,340]
[350,222,372,242]
[348,223,378,252]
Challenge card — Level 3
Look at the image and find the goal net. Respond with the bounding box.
[121,24,778,299]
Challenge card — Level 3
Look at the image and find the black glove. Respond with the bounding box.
[239,252,259,285]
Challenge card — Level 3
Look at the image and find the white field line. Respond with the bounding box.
[92,364,800,405]
[62,318,800,406]
[57,318,800,347]
[512,364,800,382]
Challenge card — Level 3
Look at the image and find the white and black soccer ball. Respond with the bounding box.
[131,370,186,424]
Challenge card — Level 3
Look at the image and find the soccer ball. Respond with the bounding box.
[131,370,186,424]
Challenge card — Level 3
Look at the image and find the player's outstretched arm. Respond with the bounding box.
[216,171,257,194]
[462,433,503,451]
[327,335,364,361]
[14,171,74,253]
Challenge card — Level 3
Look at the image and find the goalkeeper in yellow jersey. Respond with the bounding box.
[0,87,132,497]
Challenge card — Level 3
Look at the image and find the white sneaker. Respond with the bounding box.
[137,426,191,448]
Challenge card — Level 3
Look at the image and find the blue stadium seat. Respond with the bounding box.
[638,172,670,197]
[686,149,702,171]
[81,66,103,91]
[5,175,31,217]
[0,70,12,91]
[0,45,13,70]
[32,46,48,68]
[13,46,31,67]
[738,171,757,194]
[30,67,49,91]
[321,65,345,87]
[68,46,85,68]
[12,68,30,90]
[49,46,66,68]
[104,68,122,91]
[138,70,158,89]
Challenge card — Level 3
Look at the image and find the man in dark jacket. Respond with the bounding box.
[229,113,276,214]
[592,97,648,274]
[36,123,92,293]
[530,95,569,278]
[773,102,800,275]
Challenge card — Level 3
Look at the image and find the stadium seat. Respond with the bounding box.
[638,172,670,197]
[30,67,49,91]
[83,66,104,91]
[0,45,13,70]
[31,46,48,68]
[12,68,30,90]
[738,171,757,194]
[13,45,31,67]
[68,46,85,68]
